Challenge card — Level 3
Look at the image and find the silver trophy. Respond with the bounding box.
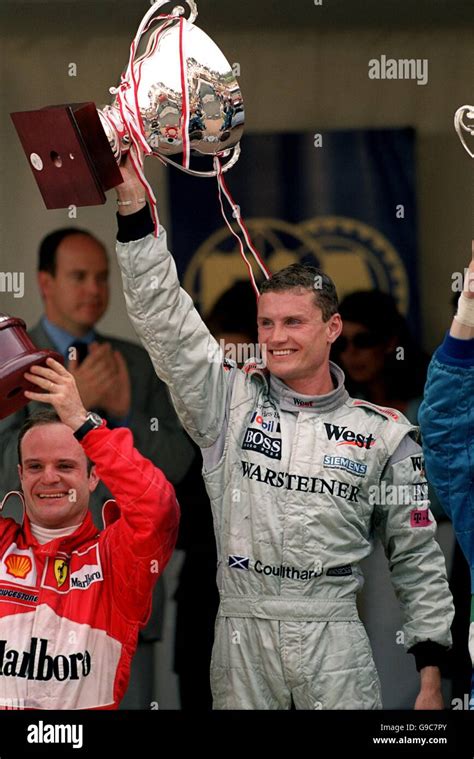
[11,0,244,209]
[99,0,244,178]
[454,105,474,158]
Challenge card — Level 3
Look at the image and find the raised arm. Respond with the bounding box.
[418,242,474,557]
[114,159,233,449]
[447,241,474,341]
[82,423,179,625]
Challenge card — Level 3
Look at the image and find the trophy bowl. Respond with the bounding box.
[11,0,245,208]
[99,0,244,176]
[0,314,64,419]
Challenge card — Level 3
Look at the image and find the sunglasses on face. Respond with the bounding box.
[337,332,383,351]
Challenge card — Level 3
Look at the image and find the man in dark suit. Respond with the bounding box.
[0,227,195,708]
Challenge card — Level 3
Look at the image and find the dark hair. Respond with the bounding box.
[337,290,403,339]
[205,280,258,343]
[17,410,93,473]
[259,263,338,322]
[334,290,429,402]
[38,228,105,275]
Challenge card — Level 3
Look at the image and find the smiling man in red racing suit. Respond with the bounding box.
[0,358,179,709]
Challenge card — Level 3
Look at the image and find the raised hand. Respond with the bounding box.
[68,342,131,418]
[463,239,474,299]
[450,240,474,338]
[116,150,147,214]
[98,348,131,419]
[24,358,87,432]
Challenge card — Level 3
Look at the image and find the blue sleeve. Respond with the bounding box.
[435,331,474,366]
[418,332,474,567]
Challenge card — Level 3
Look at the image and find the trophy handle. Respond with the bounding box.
[145,1,197,24]
[454,105,474,158]
[159,142,241,177]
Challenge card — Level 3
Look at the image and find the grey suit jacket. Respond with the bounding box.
[0,319,195,642]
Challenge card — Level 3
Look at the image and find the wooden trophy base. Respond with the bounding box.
[11,102,123,208]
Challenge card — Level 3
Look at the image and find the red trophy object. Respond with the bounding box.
[0,314,64,419]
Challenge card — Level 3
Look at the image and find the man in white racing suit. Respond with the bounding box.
[113,163,453,710]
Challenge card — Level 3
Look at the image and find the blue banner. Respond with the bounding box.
[168,129,419,332]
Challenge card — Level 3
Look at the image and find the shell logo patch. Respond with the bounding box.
[5,554,32,579]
